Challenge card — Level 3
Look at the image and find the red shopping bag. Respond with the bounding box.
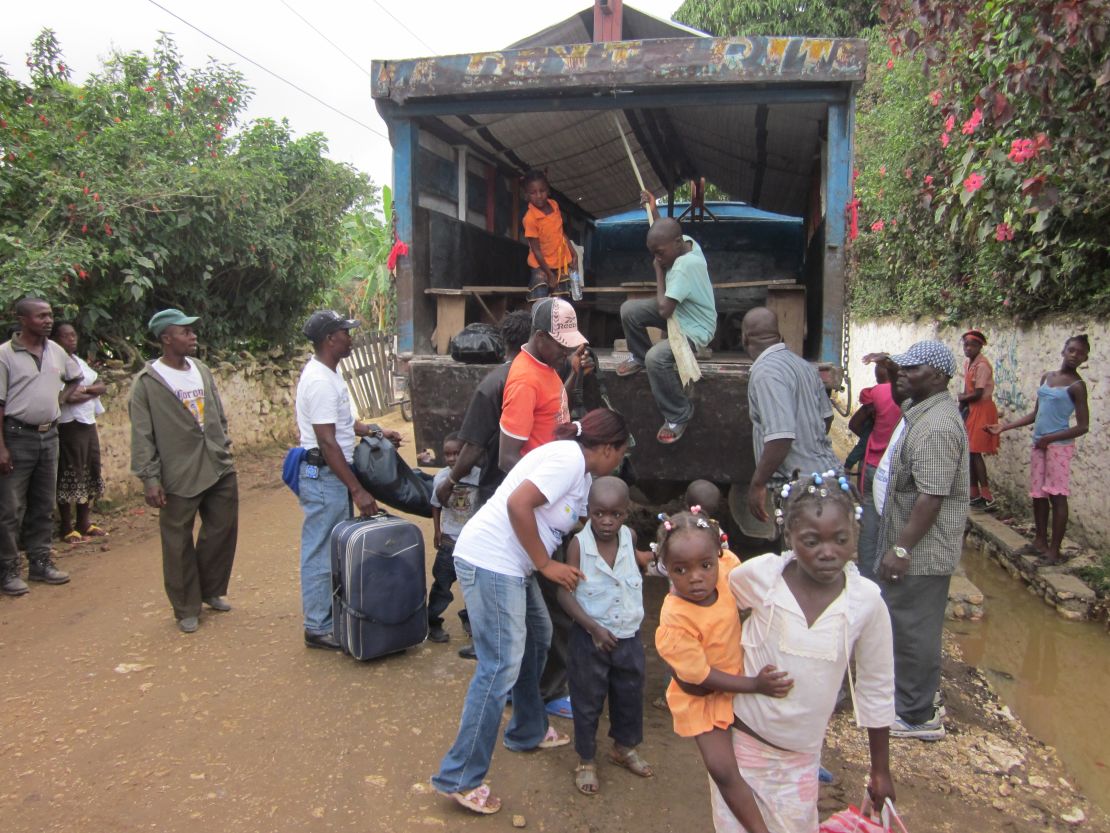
[820,796,908,833]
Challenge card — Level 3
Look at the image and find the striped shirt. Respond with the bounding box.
[747,343,839,482]
[876,391,969,575]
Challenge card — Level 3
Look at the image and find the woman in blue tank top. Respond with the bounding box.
[988,335,1090,565]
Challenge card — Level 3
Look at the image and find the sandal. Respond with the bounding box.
[575,763,599,795]
[608,746,654,777]
[1016,543,1045,557]
[537,726,570,749]
[650,695,670,712]
[63,531,87,544]
[81,524,108,538]
[615,358,644,377]
[545,696,573,720]
[656,421,688,444]
[439,784,501,815]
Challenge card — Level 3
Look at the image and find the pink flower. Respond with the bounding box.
[963,173,984,192]
[1008,138,1036,163]
[879,165,886,177]
[961,108,983,135]
[870,219,885,232]
[995,223,1014,241]
[944,114,955,132]
[923,174,934,186]
[928,90,942,106]
[940,133,950,148]
[886,59,894,69]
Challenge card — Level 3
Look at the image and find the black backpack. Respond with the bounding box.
[351,433,433,518]
[450,323,504,364]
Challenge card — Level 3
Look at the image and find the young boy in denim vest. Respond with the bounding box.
[558,476,654,796]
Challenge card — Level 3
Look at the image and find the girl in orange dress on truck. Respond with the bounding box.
[522,170,578,301]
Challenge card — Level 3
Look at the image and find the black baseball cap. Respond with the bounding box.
[303,310,359,342]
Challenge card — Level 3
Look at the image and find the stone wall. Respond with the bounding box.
[92,351,303,502]
[835,316,1107,550]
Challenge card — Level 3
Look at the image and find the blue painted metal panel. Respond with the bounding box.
[820,100,852,365]
[390,119,418,355]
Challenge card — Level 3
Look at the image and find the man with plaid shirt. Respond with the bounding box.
[875,340,969,741]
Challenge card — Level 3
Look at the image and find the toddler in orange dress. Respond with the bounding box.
[653,510,793,833]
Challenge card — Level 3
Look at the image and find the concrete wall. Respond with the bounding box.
[836,317,1107,550]
[92,352,302,503]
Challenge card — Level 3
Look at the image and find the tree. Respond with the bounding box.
[675,0,878,38]
[0,31,370,358]
[327,186,397,332]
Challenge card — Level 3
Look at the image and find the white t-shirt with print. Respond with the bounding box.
[873,418,906,515]
[296,357,356,463]
[152,358,205,426]
[454,440,590,578]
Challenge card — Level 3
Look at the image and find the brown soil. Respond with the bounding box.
[1,412,1102,832]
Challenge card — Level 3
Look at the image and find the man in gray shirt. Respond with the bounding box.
[741,306,840,523]
[0,298,82,595]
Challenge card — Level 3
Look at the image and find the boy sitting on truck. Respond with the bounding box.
[616,192,716,444]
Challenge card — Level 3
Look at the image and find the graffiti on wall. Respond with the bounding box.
[992,332,1028,414]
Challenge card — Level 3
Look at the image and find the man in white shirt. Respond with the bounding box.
[295,310,401,650]
[129,309,237,633]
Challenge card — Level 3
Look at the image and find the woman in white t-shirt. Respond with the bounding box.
[432,408,630,816]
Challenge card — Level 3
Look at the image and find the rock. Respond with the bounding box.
[1028,775,1051,789]
[992,799,1006,811]
[984,738,1025,775]
[998,782,1012,796]
[512,814,527,828]
[1061,807,1086,826]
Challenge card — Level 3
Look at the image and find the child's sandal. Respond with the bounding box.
[537,726,570,749]
[608,747,654,777]
[438,784,501,815]
[574,763,599,795]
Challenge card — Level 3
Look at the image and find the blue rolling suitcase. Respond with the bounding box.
[330,513,428,660]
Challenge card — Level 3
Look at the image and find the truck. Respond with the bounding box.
[371,1,866,527]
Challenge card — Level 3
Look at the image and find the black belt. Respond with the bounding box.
[4,416,57,433]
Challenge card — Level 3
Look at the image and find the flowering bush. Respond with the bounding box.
[851,0,1110,320]
[0,31,369,358]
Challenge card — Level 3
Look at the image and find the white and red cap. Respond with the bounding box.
[532,298,588,348]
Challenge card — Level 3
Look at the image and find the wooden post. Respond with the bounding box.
[593,0,623,41]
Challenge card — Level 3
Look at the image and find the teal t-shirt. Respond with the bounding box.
[665,237,717,348]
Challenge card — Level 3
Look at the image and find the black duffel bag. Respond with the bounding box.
[450,323,504,364]
[351,432,433,518]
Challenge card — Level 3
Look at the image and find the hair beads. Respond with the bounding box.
[776,471,862,528]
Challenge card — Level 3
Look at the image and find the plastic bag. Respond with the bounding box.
[449,323,504,364]
[820,796,908,833]
[351,433,433,518]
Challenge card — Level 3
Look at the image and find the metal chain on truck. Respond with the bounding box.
[833,305,853,417]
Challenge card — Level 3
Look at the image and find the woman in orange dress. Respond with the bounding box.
[959,330,1000,507]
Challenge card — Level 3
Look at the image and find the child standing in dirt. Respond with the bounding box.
[988,334,1091,566]
[522,170,578,301]
[558,476,654,795]
[653,509,792,833]
[427,433,480,643]
[959,330,1001,508]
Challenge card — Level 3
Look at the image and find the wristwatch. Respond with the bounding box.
[893,546,910,561]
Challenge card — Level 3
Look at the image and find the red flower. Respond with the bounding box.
[924,174,934,186]
[944,114,955,132]
[963,173,984,192]
[103,223,112,236]
[92,192,100,202]
[1008,139,1035,163]
[227,95,235,103]
[79,171,85,178]
[928,90,942,106]
[144,85,154,92]
[961,108,983,135]
[995,223,1014,241]
[879,165,886,177]
[870,219,885,232]
[78,269,88,280]
[82,186,89,195]
[194,86,202,94]
[939,133,950,149]
[853,169,860,181]
[81,224,88,234]
[886,59,894,69]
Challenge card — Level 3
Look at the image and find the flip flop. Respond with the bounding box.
[537,726,570,749]
[608,746,654,777]
[1035,555,1069,569]
[545,696,572,719]
[656,420,688,444]
[438,784,501,815]
[1016,544,1044,557]
[615,358,644,377]
[63,531,87,544]
[575,763,599,795]
[81,524,108,537]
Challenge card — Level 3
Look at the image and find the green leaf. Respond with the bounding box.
[135,255,155,269]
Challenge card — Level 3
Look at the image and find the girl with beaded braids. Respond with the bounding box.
[699,471,896,833]
[654,509,792,833]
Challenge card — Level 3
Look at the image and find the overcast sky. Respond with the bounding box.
[1,0,684,188]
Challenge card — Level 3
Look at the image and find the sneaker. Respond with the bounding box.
[969,496,986,508]
[890,714,946,741]
[1,570,29,596]
[458,643,477,660]
[933,691,947,720]
[27,561,70,585]
[178,616,199,633]
[428,625,450,643]
[981,497,997,511]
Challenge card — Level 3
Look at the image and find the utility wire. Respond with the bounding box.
[279,0,374,80]
[369,0,438,54]
[145,0,389,141]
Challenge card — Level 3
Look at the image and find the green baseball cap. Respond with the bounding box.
[149,308,199,338]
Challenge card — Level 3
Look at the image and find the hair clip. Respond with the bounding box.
[690,505,702,515]
[774,507,785,526]
[663,520,673,531]
[813,473,824,485]
[573,420,583,437]
[695,517,710,529]
[838,476,850,493]
[649,542,658,553]
[780,484,792,498]
[807,485,817,494]
[657,512,667,522]
[823,470,837,479]
[819,488,829,498]
[720,532,730,548]
[854,505,864,521]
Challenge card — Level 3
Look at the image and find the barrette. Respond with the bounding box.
[695,517,710,529]
[813,473,824,485]
[691,504,702,515]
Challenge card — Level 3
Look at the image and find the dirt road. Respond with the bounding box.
[1,413,1100,832]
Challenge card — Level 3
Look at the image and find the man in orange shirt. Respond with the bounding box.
[498,298,587,471]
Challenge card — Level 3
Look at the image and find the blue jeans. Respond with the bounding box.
[431,559,552,794]
[297,463,349,634]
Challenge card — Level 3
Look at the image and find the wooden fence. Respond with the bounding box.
[338,330,396,418]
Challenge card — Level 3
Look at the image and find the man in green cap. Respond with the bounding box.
[129,309,238,633]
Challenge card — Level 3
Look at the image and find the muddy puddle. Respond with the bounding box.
[952,546,1110,814]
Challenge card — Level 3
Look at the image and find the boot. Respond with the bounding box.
[28,558,70,585]
[1,564,29,596]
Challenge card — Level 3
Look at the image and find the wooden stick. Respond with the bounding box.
[613,113,654,224]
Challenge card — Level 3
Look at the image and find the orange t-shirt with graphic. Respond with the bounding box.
[499,348,569,454]
[523,199,572,271]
